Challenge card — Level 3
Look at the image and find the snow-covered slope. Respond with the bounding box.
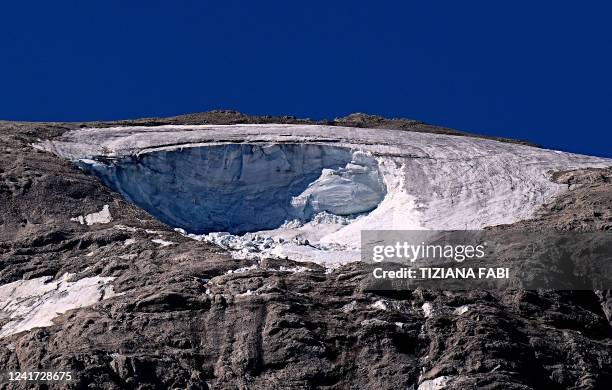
[39,124,612,266]
[0,274,118,338]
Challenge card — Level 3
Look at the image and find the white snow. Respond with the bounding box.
[225,264,258,274]
[341,301,358,313]
[71,204,112,225]
[114,224,138,232]
[360,318,389,327]
[0,274,118,338]
[370,300,389,311]
[222,263,312,276]
[151,238,176,247]
[454,305,470,315]
[40,124,612,267]
[422,302,434,318]
[418,376,451,390]
[277,265,310,274]
[237,289,254,297]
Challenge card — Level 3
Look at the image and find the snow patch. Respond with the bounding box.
[341,301,358,313]
[418,376,452,390]
[277,265,310,273]
[454,305,470,315]
[360,318,389,327]
[370,300,389,311]
[237,289,254,297]
[225,264,258,275]
[221,262,312,277]
[71,204,112,225]
[114,224,138,232]
[0,274,118,338]
[151,239,176,247]
[422,302,434,318]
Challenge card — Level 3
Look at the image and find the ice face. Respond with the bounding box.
[79,144,386,234]
[291,151,387,217]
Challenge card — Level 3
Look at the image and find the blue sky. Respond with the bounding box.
[1,1,611,157]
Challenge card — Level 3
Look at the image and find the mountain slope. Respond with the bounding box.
[0,112,611,389]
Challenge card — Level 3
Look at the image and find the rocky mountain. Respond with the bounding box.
[0,111,611,389]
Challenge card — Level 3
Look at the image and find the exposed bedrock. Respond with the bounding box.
[79,144,387,234]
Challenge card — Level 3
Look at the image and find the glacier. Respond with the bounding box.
[77,144,385,234]
[39,124,612,266]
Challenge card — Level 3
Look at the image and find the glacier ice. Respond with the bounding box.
[39,124,612,266]
[291,150,386,217]
[77,144,385,234]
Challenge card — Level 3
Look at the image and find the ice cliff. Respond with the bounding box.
[78,144,386,234]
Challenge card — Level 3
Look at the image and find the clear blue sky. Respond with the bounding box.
[1,1,611,157]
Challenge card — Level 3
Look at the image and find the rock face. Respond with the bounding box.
[0,111,611,389]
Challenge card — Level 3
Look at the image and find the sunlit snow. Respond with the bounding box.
[0,274,119,338]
